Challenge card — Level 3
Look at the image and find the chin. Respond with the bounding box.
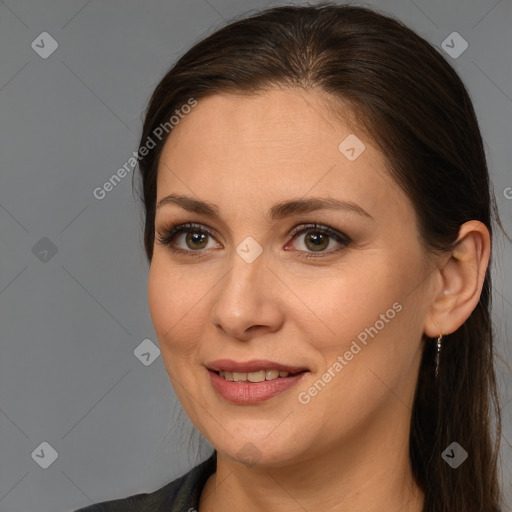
[215,435,310,469]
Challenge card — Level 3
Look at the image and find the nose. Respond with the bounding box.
[210,249,284,341]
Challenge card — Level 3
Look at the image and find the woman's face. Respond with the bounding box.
[148,88,437,467]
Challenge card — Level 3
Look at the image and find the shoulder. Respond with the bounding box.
[73,451,216,512]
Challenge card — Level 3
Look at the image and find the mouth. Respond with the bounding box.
[205,359,309,403]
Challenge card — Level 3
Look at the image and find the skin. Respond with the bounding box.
[147,88,490,512]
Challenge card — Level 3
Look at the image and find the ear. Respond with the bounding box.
[423,220,491,338]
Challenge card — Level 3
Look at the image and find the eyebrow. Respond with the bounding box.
[156,193,374,221]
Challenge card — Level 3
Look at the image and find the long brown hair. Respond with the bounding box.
[133,3,505,510]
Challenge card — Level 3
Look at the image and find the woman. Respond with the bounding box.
[75,3,505,511]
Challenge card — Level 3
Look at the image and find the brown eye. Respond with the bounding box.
[184,231,209,250]
[302,231,330,251]
[287,223,351,258]
[156,222,219,254]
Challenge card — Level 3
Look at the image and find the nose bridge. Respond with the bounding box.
[221,230,268,293]
[211,240,280,338]
[219,242,266,309]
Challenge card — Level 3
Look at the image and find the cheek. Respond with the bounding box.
[148,261,185,349]
[147,259,212,355]
[297,263,424,412]
[291,258,403,349]
[147,261,209,406]
[147,262,171,337]
[294,254,422,391]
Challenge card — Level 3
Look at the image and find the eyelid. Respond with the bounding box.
[288,223,349,242]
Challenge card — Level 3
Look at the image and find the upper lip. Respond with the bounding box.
[206,359,309,374]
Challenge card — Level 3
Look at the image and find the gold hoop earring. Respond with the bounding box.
[435,334,443,378]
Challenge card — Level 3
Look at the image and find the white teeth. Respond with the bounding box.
[219,369,293,382]
[266,369,280,380]
[247,370,266,383]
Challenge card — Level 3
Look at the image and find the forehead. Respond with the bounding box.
[155,88,406,219]
[162,88,367,156]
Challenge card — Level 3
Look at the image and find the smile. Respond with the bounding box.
[208,368,308,404]
[218,369,300,382]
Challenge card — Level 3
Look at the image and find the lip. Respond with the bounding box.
[208,368,308,404]
[206,359,309,374]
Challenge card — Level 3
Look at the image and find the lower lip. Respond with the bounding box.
[208,369,308,404]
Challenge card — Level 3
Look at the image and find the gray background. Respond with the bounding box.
[0,0,511,511]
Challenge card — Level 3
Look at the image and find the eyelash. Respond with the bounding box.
[155,222,352,259]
